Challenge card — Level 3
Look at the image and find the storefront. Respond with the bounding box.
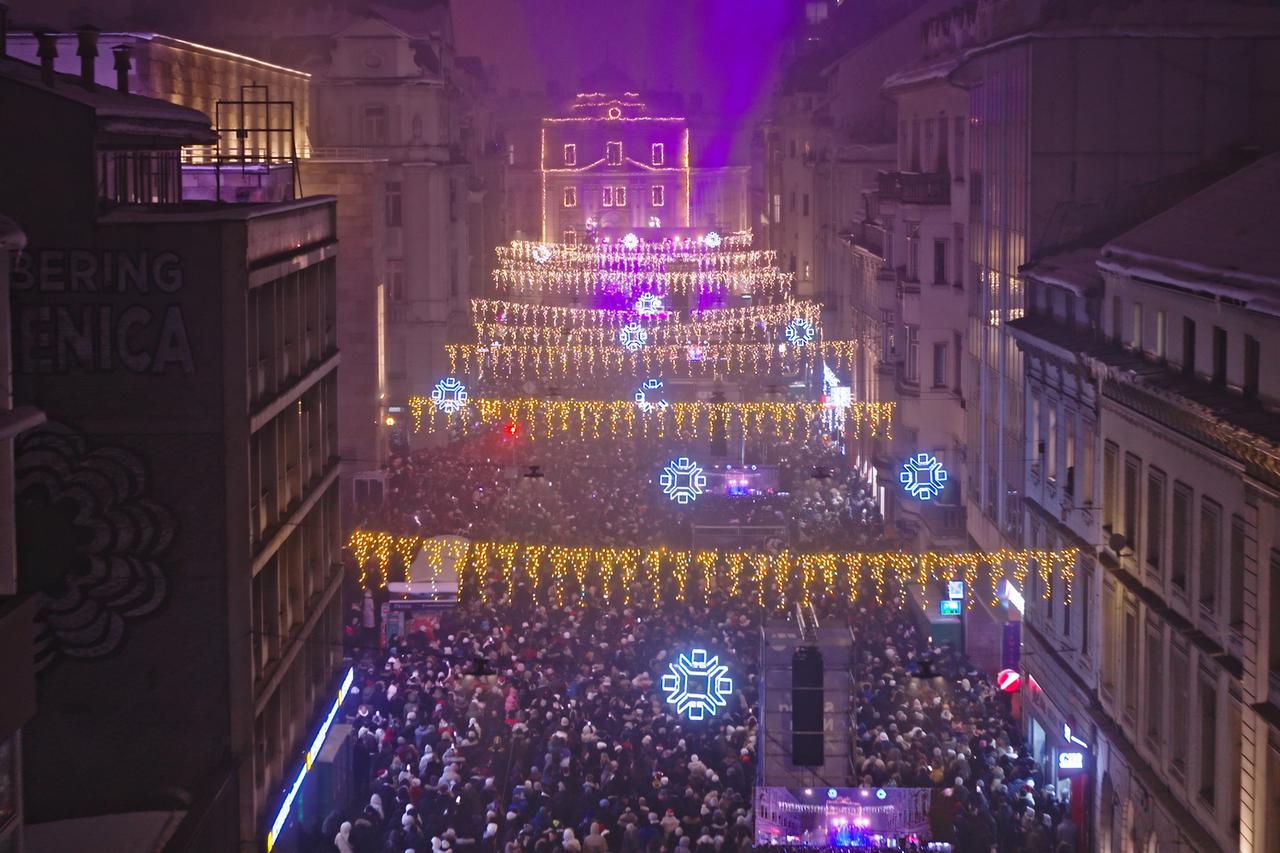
[1022,667,1091,850]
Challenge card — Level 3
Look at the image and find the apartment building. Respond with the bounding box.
[1011,153,1280,851]
[0,32,343,853]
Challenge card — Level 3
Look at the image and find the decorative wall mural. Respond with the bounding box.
[15,423,175,671]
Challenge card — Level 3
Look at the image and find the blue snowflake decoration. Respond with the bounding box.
[619,323,648,352]
[634,294,664,316]
[431,377,469,413]
[660,457,707,505]
[660,648,733,720]
[622,232,640,250]
[899,452,949,501]
[785,317,815,346]
[634,378,668,413]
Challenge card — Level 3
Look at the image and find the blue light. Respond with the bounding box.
[784,317,815,346]
[947,580,965,601]
[619,323,648,352]
[266,667,355,851]
[660,457,707,504]
[634,294,664,316]
[875,788,887,801]
[899,452,948,501]
[827,788,838,800]
[940,600,962,616]
[634,378,667,412]
[431,377,469,413]
[660,648,733,720]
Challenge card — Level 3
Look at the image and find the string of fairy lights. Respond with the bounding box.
[491,265,793,297]
[500,232,755,264]
[405,396,896,440]
[446,340,859,379]
[346,529,1079,611]
[470,298,822,331]
[474,319,812,347]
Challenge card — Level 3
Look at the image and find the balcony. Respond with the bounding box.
[877,170,950,205]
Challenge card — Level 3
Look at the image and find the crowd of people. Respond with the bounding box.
[321,418,1076,853]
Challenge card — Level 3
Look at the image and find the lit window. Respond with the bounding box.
[615,186,627,207]
[563,143,576,166]
[562,230,578,244]
[652,143,665,166]
[563,186,578,208]
[651,185,665,207]
[607,142,622,165]
[602,186,614,207]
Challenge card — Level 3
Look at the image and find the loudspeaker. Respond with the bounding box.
[792,646,824,766]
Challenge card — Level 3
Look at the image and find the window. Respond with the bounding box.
[1112,296,1123,342]
[651,143,664,166]
[1065,418,1076,496]
[802,193,810,217]
[932,239,948,284]
[362,104,387,144]
[1123,605,1138,722]
[606,141,622,165]
[789,139,797,159]
[953,332,963,393]
[1183,317,1196,375]
[932,342,948,388]
[1172,482,1192,592]
[771,193,781,223]
[790,191,797,213]
[602,186,614,207]
[507,143,515,166]
[1155,309,1167,359]
[905,326,920,383]
[802,261,811,281]
[1169,644,1189,776]
[1145,469,1165,575]
[1200,498,1220,609]
[563,143,576,166]
[1245,335,1260,399]
[650,185,665,207]
[562,186,578,208]
[561,229,578,245]
[1103,441,1119,533]
[1123,453,1140,550]
[953,116,965,178]
[386,259,405,302]
[1145,618,1163,751]
[1047,406,1058,484]
[1082,569,1091,658]
[1230,515,1246,631]
[385,181,402,227]
[614,186,627,207]
[953,224,964,287]
[1271,551,1280,670]
[1131,302,1143,350]
[1199,676,1218,808]
[1213,326,1227,386]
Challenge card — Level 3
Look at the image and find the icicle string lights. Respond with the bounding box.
[347,529,1079,610]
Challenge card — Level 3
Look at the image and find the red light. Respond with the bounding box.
[504,422,520,437]
[997,668,1021,693]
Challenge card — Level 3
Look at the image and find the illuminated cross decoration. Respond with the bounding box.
[431,377,469,413]
[785,317,815,346]
[634,294,664,316]
[660,456,706,505]
[619,323,648,352]
[660,648,733,720]
[899,452,948,501]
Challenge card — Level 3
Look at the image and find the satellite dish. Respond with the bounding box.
[1108,533,1128,554]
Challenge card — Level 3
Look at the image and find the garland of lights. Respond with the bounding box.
[471,298,821,332]
[501,233,754,265]
[346,528,1079,611]
[473,316,824,347]
[446,340,859,380]
[491,266,792,297]
[405,396,895,441]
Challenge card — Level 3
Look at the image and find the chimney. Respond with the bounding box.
[111,43,131,93]
[75,25,98,90]
[0,3,9,58]
[34,30,56,87]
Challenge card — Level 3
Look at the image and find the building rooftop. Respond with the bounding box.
[0,54,214,145]
[1100,152,1280,317]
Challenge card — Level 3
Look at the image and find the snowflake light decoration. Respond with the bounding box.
[634,294,664,316]
[660,456,707,505]
[531,244,552,264]
[619,323,648,352]
[899,452,948,501]
[785,317,815,346]
[431,377,469,413]
[660,648,732,720]
[703,231,722,249]
[634,378,668,413]
[622,232,640,250]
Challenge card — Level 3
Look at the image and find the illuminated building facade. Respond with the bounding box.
[541,92,691,241]
[1,32,343,852]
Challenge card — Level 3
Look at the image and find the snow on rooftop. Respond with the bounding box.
[1021,248,1103,297]
[1100,153,1280,311]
